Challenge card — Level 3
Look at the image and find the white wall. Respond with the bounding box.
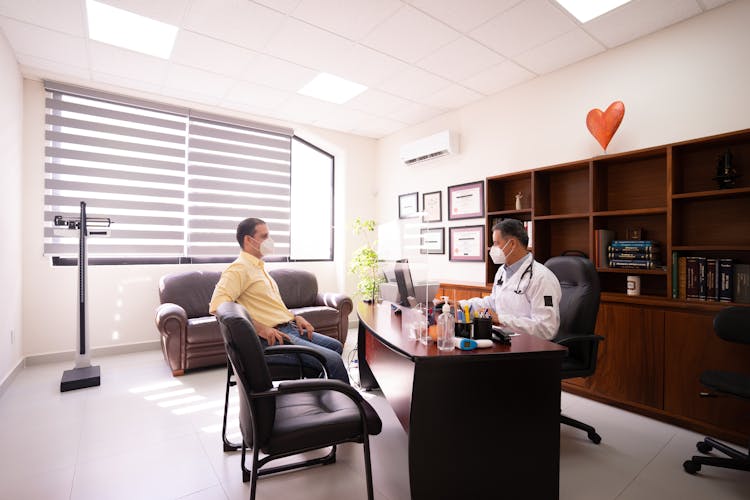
[375,0,750,284]
[0,30,23,384]
[20,80,377,357]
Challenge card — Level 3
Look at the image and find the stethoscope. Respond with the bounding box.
[497,257,534,295]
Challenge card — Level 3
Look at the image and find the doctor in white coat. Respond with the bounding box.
[462,219,562,341]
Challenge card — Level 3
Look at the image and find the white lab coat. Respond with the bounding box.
[465,253,562,340]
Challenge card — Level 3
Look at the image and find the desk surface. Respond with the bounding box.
[357,301,567,360]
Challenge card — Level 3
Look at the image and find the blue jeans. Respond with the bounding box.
[260,322,349,384]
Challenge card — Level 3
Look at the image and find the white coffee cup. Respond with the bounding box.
[626,275,641,296]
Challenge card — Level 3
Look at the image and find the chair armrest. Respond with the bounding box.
[555,334,605,348]
[155,302,187,330]
[315,292,353,313]
[155,303,188,375]
[264,344,328,378]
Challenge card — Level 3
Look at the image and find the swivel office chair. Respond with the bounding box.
[683,306,750,475]
[216,302,382,500]
[545,256,604,444]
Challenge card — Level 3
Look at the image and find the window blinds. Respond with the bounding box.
[43,82,293,260]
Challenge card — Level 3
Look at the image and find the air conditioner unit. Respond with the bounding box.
[399,130,459,165]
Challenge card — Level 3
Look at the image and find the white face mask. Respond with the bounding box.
[249,235,275,256]
[489,240,511,265]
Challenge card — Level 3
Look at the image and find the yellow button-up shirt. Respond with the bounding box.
[209,251,294,327]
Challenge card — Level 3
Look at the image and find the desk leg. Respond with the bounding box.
[357,320,379,390]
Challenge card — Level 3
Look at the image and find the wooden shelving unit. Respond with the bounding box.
[445,128,750,446]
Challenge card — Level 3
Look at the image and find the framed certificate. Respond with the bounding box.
[448,181,484,220]
[420,227,444,255]
[449,225,485,262]
[398,192,419,219]
[422,191,442,223]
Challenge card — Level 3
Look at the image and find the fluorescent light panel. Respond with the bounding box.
[297,73,367,104]
[86,0,178,59]
[556,0,632,23]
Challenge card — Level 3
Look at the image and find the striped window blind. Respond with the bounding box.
[42,82,308,263]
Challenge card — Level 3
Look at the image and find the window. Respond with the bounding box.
[43,81,334,263]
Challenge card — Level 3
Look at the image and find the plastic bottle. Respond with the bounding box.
[437,302,455,351]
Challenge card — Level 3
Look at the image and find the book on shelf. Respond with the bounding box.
[735,264,750,304]
[678,256,687,300]
[706,258,719,302]
[672,251,678,299]
[719,258,734,302]
[595,229,615,268]
[609,240,659,249]
[608,249,661,260]
[609,259,659,269]
[524,220,533,249]
[686,256,701,300]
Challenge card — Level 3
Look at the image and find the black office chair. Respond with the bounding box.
[545,255,605,444]
[683,306,750,475]
[216,302,382,500]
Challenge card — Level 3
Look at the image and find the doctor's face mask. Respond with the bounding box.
[489,240,511,265]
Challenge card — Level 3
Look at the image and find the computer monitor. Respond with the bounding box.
[393,261,416,308]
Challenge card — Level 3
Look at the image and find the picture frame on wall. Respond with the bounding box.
[398,192,419,219]
[449,225,485,262]
[421,190,442,223]
[420,227,444,255]
[448,181,484,220]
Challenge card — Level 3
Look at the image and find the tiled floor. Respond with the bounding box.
[1,334,748,500]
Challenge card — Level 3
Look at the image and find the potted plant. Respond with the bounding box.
[349,217,384,303]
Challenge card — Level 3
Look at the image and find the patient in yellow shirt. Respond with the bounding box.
[209,217,349,383]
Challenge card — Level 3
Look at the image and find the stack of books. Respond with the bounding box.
[607,240,661,269]
[672,254,750,303]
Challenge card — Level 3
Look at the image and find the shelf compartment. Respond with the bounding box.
[597,268,667,275]
[593,212,667,251]
[486,172,532,212]
[672,130,750,194]
[672,245,750,252]
[671,186,750,200]
[534,213,589,221]
[598,272,667,298]
[533,218,590,263]
[592,207,667,217]
[533,162,590,216]
[593,148,667,212]
[672,196,750,247]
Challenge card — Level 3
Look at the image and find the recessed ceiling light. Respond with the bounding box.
[297,73,368,104]
[556,0,632,23]
[86,0,178,59]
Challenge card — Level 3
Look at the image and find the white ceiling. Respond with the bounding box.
[0,0,733,138]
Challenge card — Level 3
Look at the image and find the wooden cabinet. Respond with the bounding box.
[478,128,750,445]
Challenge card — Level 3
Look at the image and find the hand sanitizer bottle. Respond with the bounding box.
[437,302,455,351]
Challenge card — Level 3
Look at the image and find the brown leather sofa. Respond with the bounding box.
[155,268,353,376]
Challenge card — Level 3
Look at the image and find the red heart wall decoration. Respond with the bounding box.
[586,101,625,151]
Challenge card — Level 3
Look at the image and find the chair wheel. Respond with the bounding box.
[588,432,602,444]
[696,441,713,454]
[683,460,701,474]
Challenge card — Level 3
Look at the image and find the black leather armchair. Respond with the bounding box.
[546,256,605,444]
[216,302,382,500]
[683,306,750,474]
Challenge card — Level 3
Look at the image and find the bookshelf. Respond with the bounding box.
[473,128,750,445]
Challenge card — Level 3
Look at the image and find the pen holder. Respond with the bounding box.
[473,317,492,340]
[454,322,472,338]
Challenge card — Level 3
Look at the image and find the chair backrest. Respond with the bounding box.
[159,271,222,318]
[545,256,601,372]
[714,306,750,345]
[270,268,318,309]
[215,302,275,446]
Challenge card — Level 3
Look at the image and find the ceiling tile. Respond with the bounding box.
[292,0,402,41]
[275,94,341,124]
[223,80,291,110]
[350,115,407,138]
[252,0,302,14]
[91,71,162,94]
[184,0,286,51]
[407,0,521,32]
[263,17,356,74]
[0,0,85,36]
[515,28,605,75]
[345,89,413,117]
[417,84,483,109]
[171,30,260,78]
[361,4,460,63]
[377,66,451,101]
[240,55,318,93]
[388,101,445,125]
[162,63,236,102]
[89,41,169,85]
[584,0,702,48]
[18,55,91,82]
[0,17,88,68]
[334,44,411,88]
[470,0,577,57]
[311,106,374,133]
[417,36,505,82]
[96,0,191,26]
[462,60,535,95]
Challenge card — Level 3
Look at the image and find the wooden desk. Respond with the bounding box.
[357,301,567,500]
